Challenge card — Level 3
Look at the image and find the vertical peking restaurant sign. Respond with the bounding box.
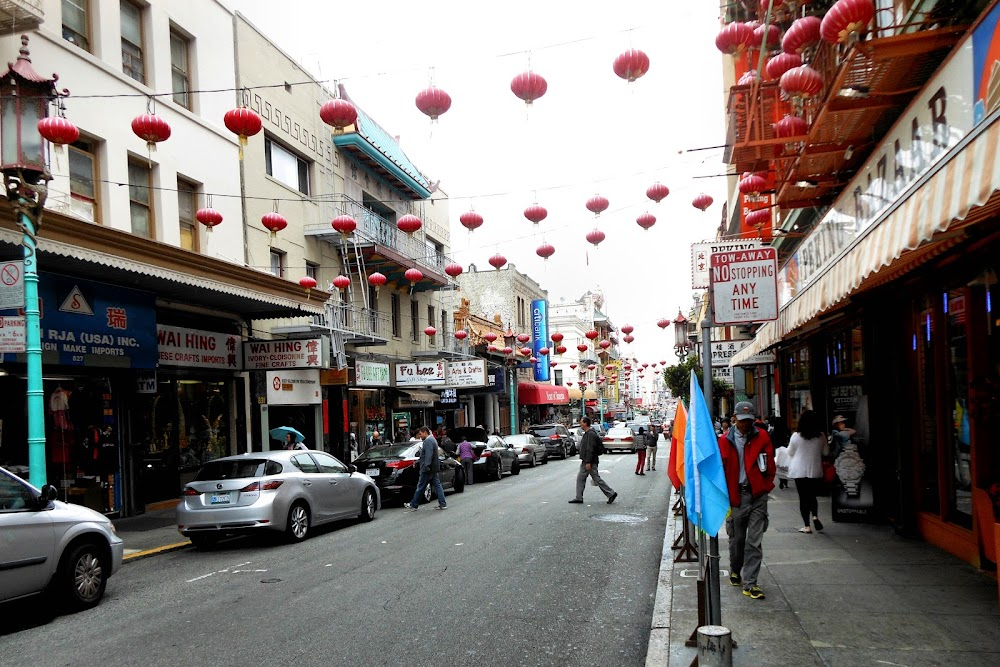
[711,247,778,325]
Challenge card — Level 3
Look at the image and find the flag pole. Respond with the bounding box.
[701,314,722,627]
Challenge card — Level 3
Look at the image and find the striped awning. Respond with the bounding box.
[731,114,1000,367]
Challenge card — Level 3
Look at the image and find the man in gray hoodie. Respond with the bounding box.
[569,417,617,505]
[405,426,447,511]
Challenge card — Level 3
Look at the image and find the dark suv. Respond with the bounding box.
[527,424,576,458]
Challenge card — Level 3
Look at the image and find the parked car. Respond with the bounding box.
[504,434,548,467]
[527,423,576,458]
[177,450,380,548]
[352,442,465,504]
[0,467,124,609]
[603,427,638,453]
[450,427,519,480]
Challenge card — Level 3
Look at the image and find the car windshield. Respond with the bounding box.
[194,459,268,481]
[608,428,633,437]
[505,435,531,445]
[359,444,415,460]
[528,426,557,437]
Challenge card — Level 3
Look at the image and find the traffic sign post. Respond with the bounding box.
[710,247,778,325]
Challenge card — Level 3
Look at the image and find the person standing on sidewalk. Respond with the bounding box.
[457,436,476,485]
[786,410,829,533]
[404,426,447,511]
[635,427,648,475]
[645,425,659,472]
[569,417,617,504]
[720,401,776,600]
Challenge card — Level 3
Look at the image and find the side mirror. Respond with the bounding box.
[348,464,357,474]
[40,484,58,505]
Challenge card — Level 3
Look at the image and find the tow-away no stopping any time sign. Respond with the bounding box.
[710,247,778,325]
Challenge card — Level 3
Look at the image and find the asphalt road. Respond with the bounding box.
[2,453,670,667]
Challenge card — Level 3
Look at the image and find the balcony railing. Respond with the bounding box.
[325,301,390,343]
[0,0,43,34]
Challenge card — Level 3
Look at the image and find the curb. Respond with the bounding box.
[123,540,191,563]
[646,488,678,667]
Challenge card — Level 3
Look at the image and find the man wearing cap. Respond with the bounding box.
[719,401,776,600]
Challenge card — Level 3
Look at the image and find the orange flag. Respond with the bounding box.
[671,400,688,488]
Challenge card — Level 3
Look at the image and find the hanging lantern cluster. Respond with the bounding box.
[773,114,809,139]
[765,52,802,81]
[780,65,824,105]
[715,22,754,55]
[738,70,759,86]
[753,23,782,52]
[821,0,876,46]
[738,172,768,196]
[782,16,822,63]
[746,208,771,229]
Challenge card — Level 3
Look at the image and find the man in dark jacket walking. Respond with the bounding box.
[569,417,617,504]
[405,426,447,511]
[645,426,659,472]
[720,401,776,600]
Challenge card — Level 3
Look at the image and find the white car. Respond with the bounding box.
[603,427,638,453]
[0,467,124,609]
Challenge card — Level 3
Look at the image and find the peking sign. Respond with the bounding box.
[711,247,778,325]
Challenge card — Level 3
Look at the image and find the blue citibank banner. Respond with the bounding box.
[531,298,549,381]
[1,272,157,368]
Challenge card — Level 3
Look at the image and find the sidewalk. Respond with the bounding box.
[114,503,191,562]
[648,485,1000,666]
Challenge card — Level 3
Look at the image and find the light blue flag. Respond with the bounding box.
[684,370,731,536]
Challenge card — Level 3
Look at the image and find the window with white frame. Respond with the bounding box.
[265,136,310,194]
[128,160,152,238]
[177,178,199,252]
[68,138,99,223]
[269,250,284,278]
[120,0,145,83]
[62,0,90,51]
[170,29,192,109]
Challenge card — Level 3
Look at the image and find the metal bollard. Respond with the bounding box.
[696,625,733,667]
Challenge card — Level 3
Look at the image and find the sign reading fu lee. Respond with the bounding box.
[395,361,446,386]
[710,248,778,325]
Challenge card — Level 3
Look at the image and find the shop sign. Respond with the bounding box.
[0,316,25,353]
[244,338,325,370]
[320,368,348,385]
[445,359,486,387]
[157,325,241,370]
[395,361,446,386]
[691,240,761,289]
[355,360,390,387]
[266,369,322,405]
[736,352,776,366]
[136,370,157,394]
[437,388,458,405]
[0,261,23,310]
[0,273,157,368]
[531,299,550,382]
[710,340,751,367]
[712,366,734,385]
[487,367,505,394]
[711,248,778,325]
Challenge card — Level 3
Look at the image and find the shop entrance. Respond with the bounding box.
[265,404,318,450]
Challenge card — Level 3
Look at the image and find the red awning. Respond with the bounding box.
[517,382,570,405]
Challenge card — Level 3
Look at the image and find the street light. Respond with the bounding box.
[502,328,518,435]
[1,36,65,487]
[672,309,692,360]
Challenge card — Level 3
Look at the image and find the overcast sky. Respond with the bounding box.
[236,0,728,367]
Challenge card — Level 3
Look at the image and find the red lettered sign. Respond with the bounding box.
[710,248,778,325]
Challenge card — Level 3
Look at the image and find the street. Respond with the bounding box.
[1,454,669,667]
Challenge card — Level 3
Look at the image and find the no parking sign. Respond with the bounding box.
[0,261,23,310]
[710,248,778,325]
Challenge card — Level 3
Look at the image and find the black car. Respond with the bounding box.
[527,423,576,458]
[449,427,520,480]
[353,443,465,504]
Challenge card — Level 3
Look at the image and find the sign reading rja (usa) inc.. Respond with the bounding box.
[710,248,778,325]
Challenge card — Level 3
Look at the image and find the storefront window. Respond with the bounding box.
[826,324,864,376]
[786,346,812,420]
[915,299,940,513]
[945,289,972,526]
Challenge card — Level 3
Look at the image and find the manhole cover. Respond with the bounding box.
[260,578,282,584]
[591,513,648,524]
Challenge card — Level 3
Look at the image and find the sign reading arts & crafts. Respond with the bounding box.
[266,369,322,405]
[157,325,241,370]
[710,248,778,325]
[244,338,324,370]
[395,361,446,386]
[445,359,486,387]
[355,360,390,386]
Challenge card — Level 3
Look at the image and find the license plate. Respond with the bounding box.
[366,468,380,477]
[210,493,231,504]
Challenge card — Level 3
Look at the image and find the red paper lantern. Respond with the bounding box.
[566,381,574,387]
[397,214,422,235]
[415,86,452,121]
[368,272,387,289]
[753,23,782,51]
[332,214,357,236]
[646,182,669,203]
[424,326,437,337]
[613,49,650,82]
[605,364,615,371]
[774,114,809,139]
[660,360,667,366]
[37,116,79,149]
[484,332,498,343]
[299,276,317,292]
[529,357,538,364]
[738,172,768,196]
[489,253,507,270]
[642,363,649,368]
[588,364,597,371]
[332,275,351,290]
[520,346,532,357]
[599,340,611,350]
[621,325,634,335]
[455,330,468,341]
[624,364,632,370]
[657,318,670,329]
[780,65,824,100]
[538,347,550,356]
[261,212,287,238]
[577,344,589,353]
[555,345,567,354]
[586,228,605,247]
[536,242,555,260]
[692,194,714,211]
[488,345,499,353]
[524,204,547,224]
[586,195,609,215]
[510,71,548,105]
[746,208,771,228]
[550,332,564,343]
[764,52,802,80]
[636,212,656,231]
[131,113,171,151]
[405,268,423,284]
[502,346,514,355]
[196,207,222,232]
[782,16,822,56]
[445,262,464,278]
[623,334,635,343]
[517,333,530,344]
[223,107,262,159]
[550,361,557,368]
[319,98,358,131]
[821,0,875,45]
[715,22,754,55]
[570,363,578,370]
[738,70,758,86]
[460,210,484,232]
[585,330,599,340]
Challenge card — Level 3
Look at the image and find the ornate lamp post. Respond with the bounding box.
[1,36,65,487]
[672,310,692,361]
[503,328,518,435]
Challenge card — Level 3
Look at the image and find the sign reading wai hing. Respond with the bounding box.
[157,325,241,370]
[244,338,324,370]
[395,361,446,386]
[445,359,486,387]
[710,248,778,325]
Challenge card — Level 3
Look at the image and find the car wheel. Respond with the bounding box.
[493,459,503,480]
[60,541,108,610]
[189,534,219,550]
[286,502,310,542]
[511,459,520,476]
[561,446,568,460]
[529,453,537,468]
[454,469,466,493]
[359,488,376,522]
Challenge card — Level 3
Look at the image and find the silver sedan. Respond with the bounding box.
[177,450,380,548]
[504,434,548,467]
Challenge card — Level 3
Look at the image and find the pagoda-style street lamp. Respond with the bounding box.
[672,310,692,361]
[503,328,519,435]
[1,36,67,487]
